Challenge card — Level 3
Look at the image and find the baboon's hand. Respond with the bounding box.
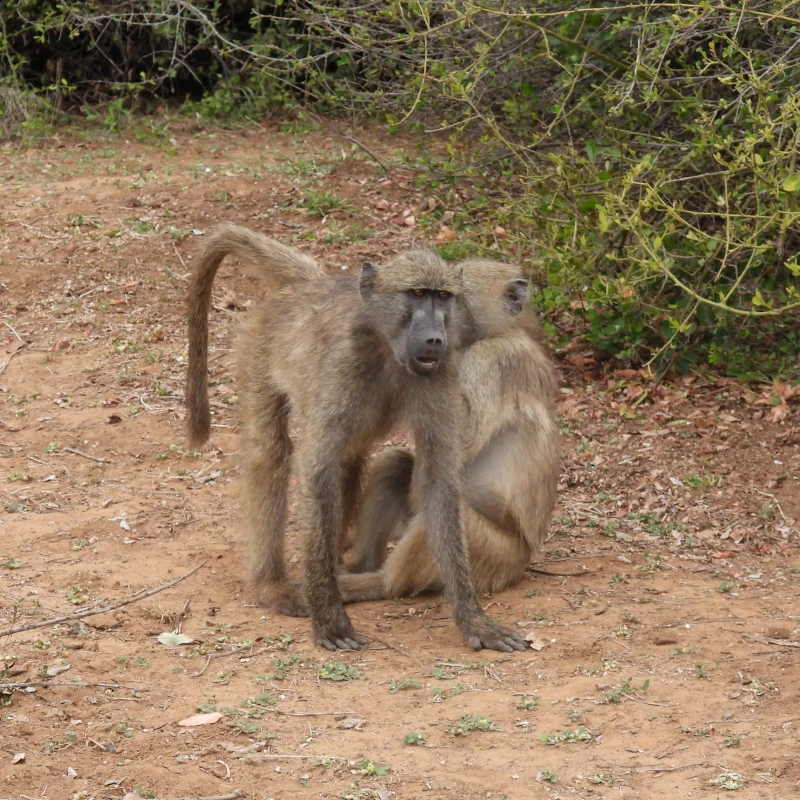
[313,611,368,652]
[464,617,527,653]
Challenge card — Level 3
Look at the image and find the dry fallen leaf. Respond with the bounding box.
[525,632,549,651]
[177,711,223,727]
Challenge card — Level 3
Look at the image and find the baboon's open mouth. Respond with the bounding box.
[413,355,440,374]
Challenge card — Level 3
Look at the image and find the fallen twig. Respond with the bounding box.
[0,342,28,376]
[193,644,255,677]
[599,760,705,773]
[0,681,146,691]
[144,792,244,800]
[63,446,111,464]
[0,562,205,638]
[743,634,800,648]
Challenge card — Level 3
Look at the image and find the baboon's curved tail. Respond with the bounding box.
[186,223,325,447]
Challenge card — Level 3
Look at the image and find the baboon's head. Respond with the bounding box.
[457,258,531,339]
[358,248,466,376]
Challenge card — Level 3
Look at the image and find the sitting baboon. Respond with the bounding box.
[338,258,560,601]
[186,223,526,652]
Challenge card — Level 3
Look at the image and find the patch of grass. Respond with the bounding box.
[685,470,720,489]
[298,190,349,218]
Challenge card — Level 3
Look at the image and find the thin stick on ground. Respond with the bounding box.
[63,446,111,463]
[0,681,147,691]
[146,792,245,800]
[0,562,206,638]
[0,342,27,377]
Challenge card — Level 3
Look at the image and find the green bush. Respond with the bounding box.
[3,2,798,375]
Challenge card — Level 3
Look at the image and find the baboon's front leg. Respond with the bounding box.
[412,381,526,653]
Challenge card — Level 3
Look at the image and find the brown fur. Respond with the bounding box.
[339,258,560,601]
[186,223,526,652]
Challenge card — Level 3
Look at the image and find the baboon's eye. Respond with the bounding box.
[412,289,426,298]
[438,291,451,300]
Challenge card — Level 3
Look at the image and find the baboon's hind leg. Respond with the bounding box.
[241,389,307,617]
[345,447,414,573]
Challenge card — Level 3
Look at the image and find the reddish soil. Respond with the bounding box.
[0,122,798,800]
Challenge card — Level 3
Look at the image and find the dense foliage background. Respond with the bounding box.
[2,1,799,377]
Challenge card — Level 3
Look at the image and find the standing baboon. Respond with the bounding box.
[186,223,526,652]
[339,258,560,601]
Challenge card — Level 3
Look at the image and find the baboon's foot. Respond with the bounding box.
[312,608,368,651]
[262,580,309,618]
[462,615,527,653]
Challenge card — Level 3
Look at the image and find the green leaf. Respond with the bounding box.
[782,174,800,192]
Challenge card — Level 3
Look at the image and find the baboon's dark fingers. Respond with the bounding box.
[312,618,368,651]
[463,620,528,653]
[334,637,368,651]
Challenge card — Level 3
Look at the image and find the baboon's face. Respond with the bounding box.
[359,263,461,376]
[400,287,456,375]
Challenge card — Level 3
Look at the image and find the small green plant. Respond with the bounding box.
[403,731,425,745]
[537,769,559,783]
[681,726,710,737]
[566,708,581,724]
[116,723,135,739]
[448,714,503,736]
[539,727,593,745]
[722,734,741,748]
[72,538,90,551]
[431,683,467,702]
[134,787,155,799]
[66,587,86,605]
[718,580,735,593]
[46,442,61,454]
[389,677,421,694]
[243,692,277,708]
[695,662,710,679]
[319,661,360,681]
[708,772,742,790]
[685,470,719,489]
[2,557,24,570]
[516,695,538,711]
[353,756,389,777]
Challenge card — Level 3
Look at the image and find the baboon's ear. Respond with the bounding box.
[503,278,529,316]
[359,261,377,302]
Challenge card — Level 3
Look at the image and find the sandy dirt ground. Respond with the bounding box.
[1,121,799,800]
